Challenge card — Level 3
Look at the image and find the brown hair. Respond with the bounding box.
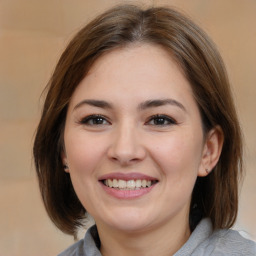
[33,4,243,237]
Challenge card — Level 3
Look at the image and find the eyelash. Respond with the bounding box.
[78,114,177,127]
[79,114,110,126]
[145,114,177,126]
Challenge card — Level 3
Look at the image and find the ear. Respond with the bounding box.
[61,150,69,173]
[198,126,224,177]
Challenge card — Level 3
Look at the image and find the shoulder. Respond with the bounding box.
[57,225,101,256]
[208,228,256,255]
[58,239,85,256]
[175,219,256,256]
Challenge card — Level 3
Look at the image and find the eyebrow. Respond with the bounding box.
[74,99,113,111]
[138,99,186,112]
[73,98,186,112]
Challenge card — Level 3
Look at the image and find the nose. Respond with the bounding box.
[107,123,146,165]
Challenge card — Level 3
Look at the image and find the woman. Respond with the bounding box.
[33,4,256,256]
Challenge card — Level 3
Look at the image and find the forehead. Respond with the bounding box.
[69,43,195,108]
[88,43,184,81]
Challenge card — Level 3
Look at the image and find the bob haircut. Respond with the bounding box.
[33,4,243,237]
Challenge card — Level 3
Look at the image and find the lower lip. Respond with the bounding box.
[100,182,156,199]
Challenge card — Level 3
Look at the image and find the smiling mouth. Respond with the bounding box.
[101,179,159,190]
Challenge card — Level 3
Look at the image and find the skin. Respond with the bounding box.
[63,44,223,256]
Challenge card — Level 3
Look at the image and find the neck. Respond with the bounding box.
[97,214,191,256]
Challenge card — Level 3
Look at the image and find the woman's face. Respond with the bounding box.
[63,44,210,233]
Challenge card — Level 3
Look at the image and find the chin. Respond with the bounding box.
[97,207,156,233]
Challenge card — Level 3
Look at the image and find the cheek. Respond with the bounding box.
[65,132,105,176]
[151,133,203,179]
[64,133,107,211]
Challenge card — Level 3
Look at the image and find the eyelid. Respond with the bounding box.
[78,114,111,126]
[145,114,177,126]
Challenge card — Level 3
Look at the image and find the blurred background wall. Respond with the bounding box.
[0,0,255,255]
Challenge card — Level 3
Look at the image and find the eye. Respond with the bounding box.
[79,114,110,126]
[146,114,177,126]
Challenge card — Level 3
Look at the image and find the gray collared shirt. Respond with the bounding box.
[58,218,256,256]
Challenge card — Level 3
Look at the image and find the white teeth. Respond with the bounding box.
[103,179,154,190]
[135,180,141,188]
[113,179,118,188]
[108,179,113,187]
[118,179,126,189]
[127,180,136,189]
[142,180,147,188]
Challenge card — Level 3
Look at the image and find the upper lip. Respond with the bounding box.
[98,172,158,181]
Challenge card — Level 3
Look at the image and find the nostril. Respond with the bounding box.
[111,156,142,166]
[106,134,147,166]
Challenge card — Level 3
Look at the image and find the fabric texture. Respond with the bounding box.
[58,218,256,256]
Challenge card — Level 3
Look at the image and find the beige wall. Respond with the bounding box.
[0,0,255,255]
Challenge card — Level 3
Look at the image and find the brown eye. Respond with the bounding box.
[146,115,177,126]
[80,115,110,126]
